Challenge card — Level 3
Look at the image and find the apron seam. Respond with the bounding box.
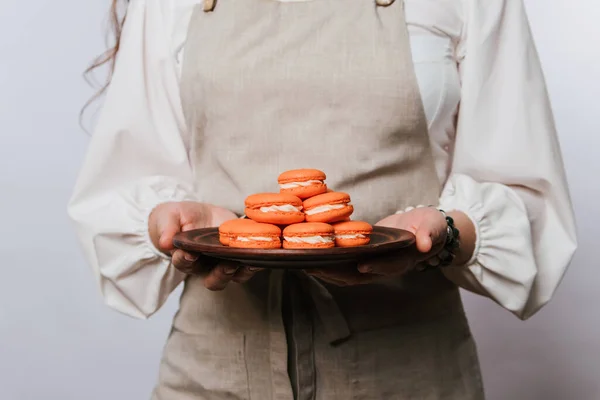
[243,334,252,400]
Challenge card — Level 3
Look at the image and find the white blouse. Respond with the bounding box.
[68,0,577,321]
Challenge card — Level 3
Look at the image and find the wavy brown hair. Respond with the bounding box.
[81,0,127,122]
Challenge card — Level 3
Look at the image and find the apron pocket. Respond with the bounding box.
[153,328,251,400]
[355,319,483,399]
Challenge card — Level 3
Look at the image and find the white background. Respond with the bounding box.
[0,0,598,399]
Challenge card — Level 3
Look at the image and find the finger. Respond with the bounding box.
[204,261,240,291]
[231,266,263,284]
[172,251,220,276]
[171,250,199,274]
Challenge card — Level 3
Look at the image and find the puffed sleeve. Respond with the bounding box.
[68,0,195,319]
[438,0,577,319]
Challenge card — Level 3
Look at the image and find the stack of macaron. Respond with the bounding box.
[218,169,373,249]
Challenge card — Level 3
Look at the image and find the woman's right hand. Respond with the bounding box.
[148,201,263,290]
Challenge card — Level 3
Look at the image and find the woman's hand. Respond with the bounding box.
[148,201,263,290]
[308,207,459,286]
[357,207,447,274]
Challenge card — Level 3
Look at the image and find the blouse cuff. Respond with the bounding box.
[438,173,538,316]
[439,175,496,268]
[440,197,483,268]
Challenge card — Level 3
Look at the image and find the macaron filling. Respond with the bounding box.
[259,204,303,213]
[335,234,367,239]
[284,235,334,244]
[279,180,324,189]
[235,236,279,242]
[304,203,349,215]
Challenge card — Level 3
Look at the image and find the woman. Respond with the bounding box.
[68,0,577,398]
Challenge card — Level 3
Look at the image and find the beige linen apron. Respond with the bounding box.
[152,0,484,399]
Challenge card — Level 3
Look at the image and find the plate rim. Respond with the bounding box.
[173,226,415,260]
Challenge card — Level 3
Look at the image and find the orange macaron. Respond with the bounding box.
[245,193,305,224]
[332,220,373,247]
[218,219,257,245]
[303,191,354,223]
[227,221,282,249]
[282,222,335,249]
[278,169,328,199]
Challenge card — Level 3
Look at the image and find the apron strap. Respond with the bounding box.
[291,271,352,345]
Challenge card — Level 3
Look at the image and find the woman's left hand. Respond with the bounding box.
[307,207,448,286]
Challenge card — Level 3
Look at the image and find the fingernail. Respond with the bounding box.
[223,266,238,275]
[246,267,262,272]
[184,253,198,262]
[428,256,441,267]
[358,265,372,273]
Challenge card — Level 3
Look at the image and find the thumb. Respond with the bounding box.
[415,226,433,254]
[158,212,182,252]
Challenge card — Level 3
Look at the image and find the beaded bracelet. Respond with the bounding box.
[435,209,460,267]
